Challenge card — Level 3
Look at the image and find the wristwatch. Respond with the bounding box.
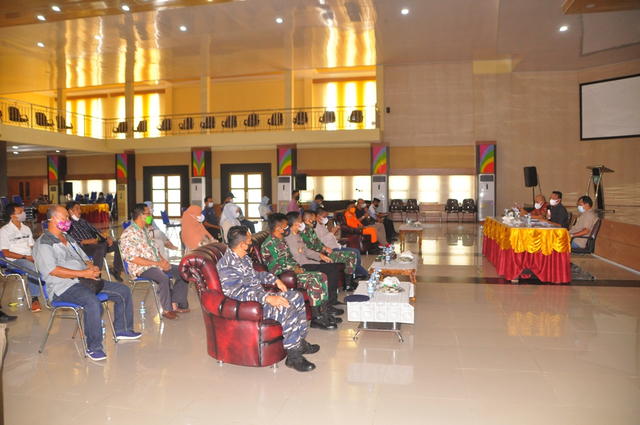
[22,255,27,259]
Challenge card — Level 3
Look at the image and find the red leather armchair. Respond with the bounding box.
[180,243,287,367]
[334,212,374,253]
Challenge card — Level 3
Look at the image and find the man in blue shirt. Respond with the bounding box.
[202,196,221,241]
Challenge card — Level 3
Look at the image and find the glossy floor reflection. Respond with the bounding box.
[2,222,640,424]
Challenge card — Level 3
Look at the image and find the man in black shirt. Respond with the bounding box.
[542,191,569,230]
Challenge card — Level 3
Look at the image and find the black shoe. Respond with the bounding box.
[0,311,17,323]
[327,304,344,316]
[330,315,343,324]
[310,317,337,330]
[300,339,320,355]
[285,350,316,372]
[109,268,123,282]
[330,298,346,306]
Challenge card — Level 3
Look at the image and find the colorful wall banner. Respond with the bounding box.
[48,156,58,180]
[116,154,128,178]
[192,151,205,177]
[372,146,387,174]
[278,148,293,175]
[478,144,495,174]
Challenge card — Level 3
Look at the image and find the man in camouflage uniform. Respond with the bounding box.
[261,213,336,330]
[217,226,320,372]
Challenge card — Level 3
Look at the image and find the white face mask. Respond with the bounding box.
[207,202,213,209]
[71,212,80,221]
[298,222,306,232]
[149,208,154,215]
[534,202,542,209]
[319,216,328,225]
[15,212,26,222]
[193,214,205,223]
[234,211,240,218]
[549,199,559,206]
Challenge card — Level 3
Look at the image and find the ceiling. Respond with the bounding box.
[0,0,638,96]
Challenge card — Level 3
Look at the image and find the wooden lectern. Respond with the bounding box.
[586,165,614,210]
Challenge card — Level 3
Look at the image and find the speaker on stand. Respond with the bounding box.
[524,166,539,207]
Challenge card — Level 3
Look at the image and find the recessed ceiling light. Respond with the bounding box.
[37,15,46,21]
[401,8,409,15]
[12,146,18,149]
[559,25,568,32]
[276,17,283,24]
[95,35,101,40]
[122,5,130,11]
[586,4,595,8]
[52,6,60,12]
[179,26,187,31]
[55,150,60,152]
[37,42,45,47]
[13,152,19,155]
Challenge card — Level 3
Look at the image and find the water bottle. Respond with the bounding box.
[140,301,146,318]
[385,246,391,264]
[367,276,375,297]
[526,214,531,227]
[101,320,106,340]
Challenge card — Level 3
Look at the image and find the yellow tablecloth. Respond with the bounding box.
[484,217,570,256]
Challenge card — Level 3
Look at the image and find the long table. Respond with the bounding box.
[482,216,571,284]
[37,204,109,224]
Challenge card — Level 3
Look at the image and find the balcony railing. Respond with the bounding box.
[0,97,379,141]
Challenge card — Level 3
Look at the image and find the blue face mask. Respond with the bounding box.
[578,205,585,213]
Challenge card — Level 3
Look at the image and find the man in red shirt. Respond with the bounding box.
[517,194,549,219]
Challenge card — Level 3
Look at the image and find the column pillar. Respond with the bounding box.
[276,144,296,213]
[376,65,384,131]
[284,70,294,130]
[201,77,210,114]
[116,152,136,220]
[191,147,212,209]
[124,14,135,138]
[47,155,67,204]
[0,141,7,197]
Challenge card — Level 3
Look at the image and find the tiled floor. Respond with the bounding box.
[2,222,640,424]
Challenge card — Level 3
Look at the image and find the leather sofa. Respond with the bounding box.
[334,212,374,253]
[179,243,287,367]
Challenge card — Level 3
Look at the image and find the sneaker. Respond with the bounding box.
[0,311,17,323]
[115,331,142,340]
[31,299,41,313]
[86,350,107,361]
[109,268,123,282]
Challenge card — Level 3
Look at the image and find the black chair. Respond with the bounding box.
[8,106,28,123]
[222,115,237,129]
[157,118,172,132]
[244,113,260,128]
[134,120,147,134]
[405,199,419,220]
[461,199,477,222]
[268,112,283,127]
[388,199,405,221]
[319,111,335,124]
[179,117,194,131]
[571,219,602,255]
[35,112,54,128]
[348,110,363,126]
[200,116,215,130]
[56,116,73,130]
[293,111,308,126]
[113,122,128,134]
[445,199,461,222]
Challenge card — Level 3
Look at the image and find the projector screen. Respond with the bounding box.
[580,74,640,140]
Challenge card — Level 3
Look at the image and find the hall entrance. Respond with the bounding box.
[229,173,263,220]
[151,174,182,218]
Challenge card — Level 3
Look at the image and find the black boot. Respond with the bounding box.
[323,301,343,324]
[327,304,344,316]
[285,348,316,372]
[344,274,357,292]
[300,339,320,354]
[310,306,337,330]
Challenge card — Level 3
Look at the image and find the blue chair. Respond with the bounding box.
[160,210,181,239]
[0,251,32,310]
[90,192,97,202]
[12,195,24,205]
[121,221,164,319]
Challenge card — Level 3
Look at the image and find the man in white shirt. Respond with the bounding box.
[0,203,42,312]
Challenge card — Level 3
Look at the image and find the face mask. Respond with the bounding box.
[349,207,356,213]
[550,199,559,206]
[234,211,240,218]
[15,212,26,222]
[319,216,328,225]
[294,195,300,201]
[207,202,213,209]
[298,222,306,232]
[578,205,585,213]
[244,243,254,255]
[195,214,205,223]
[358,203,365,208]
[149,208,154,215]
[534,202,542,210]
[55,218,72,232]
[145,215,154,225]
[282,226,291,237]
[70,212,80,221]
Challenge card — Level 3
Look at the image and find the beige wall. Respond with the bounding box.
[67,154,115,176]
[298,147,370,173]
[6,157,47,177]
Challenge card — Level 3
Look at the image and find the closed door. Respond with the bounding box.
[230,173,262,219]
[152,174,182,218]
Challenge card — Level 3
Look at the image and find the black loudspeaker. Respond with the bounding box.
[63,182,73,196]
[524,167,538,187]
[295,174,307,191]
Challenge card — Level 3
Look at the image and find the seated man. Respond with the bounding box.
[96,192,106,204]
[368,198,397,240]
[355,198,389,245]
[66,201,124,282]
[308,194,324,212]
[570,196,599,249]
[218,226,320,372]
[516,194,549,219]
[33,205,140,361]
[345,201,383,252]
[540,191,569,229]
[285,211,344,318]
[0,202,42,312]
[202,196,222,241]
[300,210,362,291]
[119,203,190,320]
[261,213,336,330]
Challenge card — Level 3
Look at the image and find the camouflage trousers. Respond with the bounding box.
[328,250,357,275]
[263,290,308,350]
[295,271,328,307]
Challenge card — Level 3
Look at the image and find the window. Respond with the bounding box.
[152,175,182,218]
[389,176,409,200]
[230,173,263,219]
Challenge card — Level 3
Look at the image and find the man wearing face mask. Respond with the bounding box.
[369,198,398,240]
[345,201,384,252]
[540,191,570,229]
[119,203,190,320]
[299,210,361,292]
[569,196,599,249]
[218,226,320,372]
[284,212,344,318]
[65,201,124,282]
[0,203,42,312]
[261,213,337,330]
[287,190,302,213]
[33,206,140,361]
[516,194,549,219]
[355,198,390,245]
[202,196,222,241]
